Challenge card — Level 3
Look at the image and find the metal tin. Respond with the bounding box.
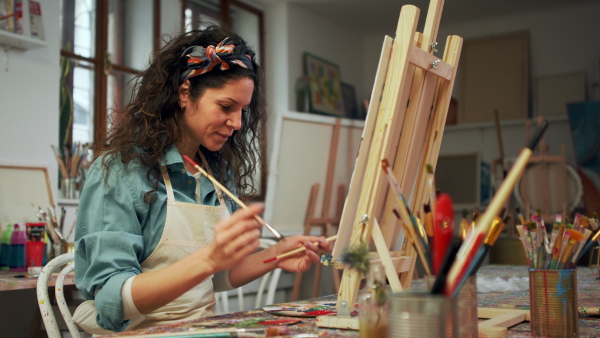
[424,275,478,338]
[529,269,578,337]
[389,292,454,338]
[456,276,478,338]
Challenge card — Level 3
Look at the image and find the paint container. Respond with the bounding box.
[424,275,478,338]
[455,276,478,338]
[389,292,455,338]
[26,241,45,267]
[9,224,27,272]
[529,269,578,337]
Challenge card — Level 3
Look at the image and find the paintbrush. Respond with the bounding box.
[570,228,592,268]
[444,119,548,296]
[469,214,510,276]
[459,209,469,240]
[515,207,527,226]
[182,155,283,241]
[425,164,437,216]
[263,235,337,263]
[381,159,432,274]
[558,230,584,269]
[391,208,432,275]
[577,229,600,263]
[430,235,463,294]
[515,225,532,266]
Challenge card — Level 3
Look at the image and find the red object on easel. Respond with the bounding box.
[432,192,454,274]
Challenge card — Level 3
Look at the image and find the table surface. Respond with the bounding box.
[99,265,600,337]
[0,270,75,291]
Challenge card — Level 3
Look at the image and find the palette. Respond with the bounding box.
[263,300,357,317]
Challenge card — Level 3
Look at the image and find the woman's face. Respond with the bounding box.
[180,77,254,152]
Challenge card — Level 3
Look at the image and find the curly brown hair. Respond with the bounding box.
[98,25,266,202]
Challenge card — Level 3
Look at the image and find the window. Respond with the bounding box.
[60,0,159,151]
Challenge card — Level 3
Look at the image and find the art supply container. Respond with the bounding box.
[425,275,478,338]
[26,222,46,242]
[9,224,27,272]
[389,292,455,338]
[359,264,389,338]
[26,241,45,267]
[455,276,478,338]
[0,223,13,270]
[529,269,578,337]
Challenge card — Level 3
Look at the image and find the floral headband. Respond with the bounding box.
[179,37,254,82]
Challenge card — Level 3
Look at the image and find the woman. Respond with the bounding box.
[73,25,329,334]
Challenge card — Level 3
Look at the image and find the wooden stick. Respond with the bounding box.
[182,155,283,240]
[51,145,69,179]
[263,235,338,263]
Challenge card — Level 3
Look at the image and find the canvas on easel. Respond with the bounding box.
[317,0,463,330]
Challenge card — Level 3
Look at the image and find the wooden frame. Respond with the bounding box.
[535,71,586,118]
[0,165,54,226]
[341,82,359,119]
[435,152,482,208]
[458,30,529,123]
[304,52,345,117]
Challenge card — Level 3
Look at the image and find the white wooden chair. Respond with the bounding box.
[36,252,82,338]
[215,238,282,313]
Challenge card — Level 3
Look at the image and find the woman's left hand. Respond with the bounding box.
[273,236,332,273]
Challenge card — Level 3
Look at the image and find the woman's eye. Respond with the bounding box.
[242,107,249,113]
[220,105,231,111]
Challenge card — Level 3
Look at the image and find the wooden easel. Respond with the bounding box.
[291,120,344,300]
[520,116,569,224]
[317,0,463,329]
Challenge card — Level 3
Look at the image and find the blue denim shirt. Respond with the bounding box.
[74,145,236,331]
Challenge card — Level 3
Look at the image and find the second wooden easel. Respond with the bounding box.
[291,119,344,300]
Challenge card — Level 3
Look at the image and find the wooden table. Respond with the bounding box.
[0,270,75,291]
[99,265,600,337]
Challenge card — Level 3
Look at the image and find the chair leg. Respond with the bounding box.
[56,263,80,338]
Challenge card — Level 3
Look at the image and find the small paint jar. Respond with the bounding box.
[529,269,578,337]
[359,264,389,338]
[9,224,27,272]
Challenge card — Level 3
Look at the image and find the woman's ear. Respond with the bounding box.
[179,79,190,109]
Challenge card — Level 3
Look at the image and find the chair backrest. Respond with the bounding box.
[215,238,282,313]
[36,252,81,338]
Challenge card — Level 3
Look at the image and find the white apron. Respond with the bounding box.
[135,157,230,329]
[73,154,230,334]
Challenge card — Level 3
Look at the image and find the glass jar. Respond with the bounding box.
[359,263,389,338]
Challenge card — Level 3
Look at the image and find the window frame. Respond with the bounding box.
[60,0,161,150]
[182,0,267,201]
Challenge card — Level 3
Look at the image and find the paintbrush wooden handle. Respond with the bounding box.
[263,235,337,263]
[182,155,284,240]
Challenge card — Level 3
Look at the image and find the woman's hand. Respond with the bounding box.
[273,235,332,273]
[204,203,264,273]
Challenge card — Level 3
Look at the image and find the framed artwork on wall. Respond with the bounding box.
[341,82,358,119]
[303,53,345,117]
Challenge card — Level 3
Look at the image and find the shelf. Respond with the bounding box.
[0,29,47,50]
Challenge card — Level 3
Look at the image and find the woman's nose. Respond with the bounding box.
[226,111,242,130]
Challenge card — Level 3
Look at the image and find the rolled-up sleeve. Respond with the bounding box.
[75,159,147,331]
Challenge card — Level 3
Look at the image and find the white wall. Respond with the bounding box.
[0,0,60,197]
[286,3,367,113]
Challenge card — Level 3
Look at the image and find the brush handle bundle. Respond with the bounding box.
[515,211,600,270]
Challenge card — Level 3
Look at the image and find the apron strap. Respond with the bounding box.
[160,166,176,201]
[197,151,227,208]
